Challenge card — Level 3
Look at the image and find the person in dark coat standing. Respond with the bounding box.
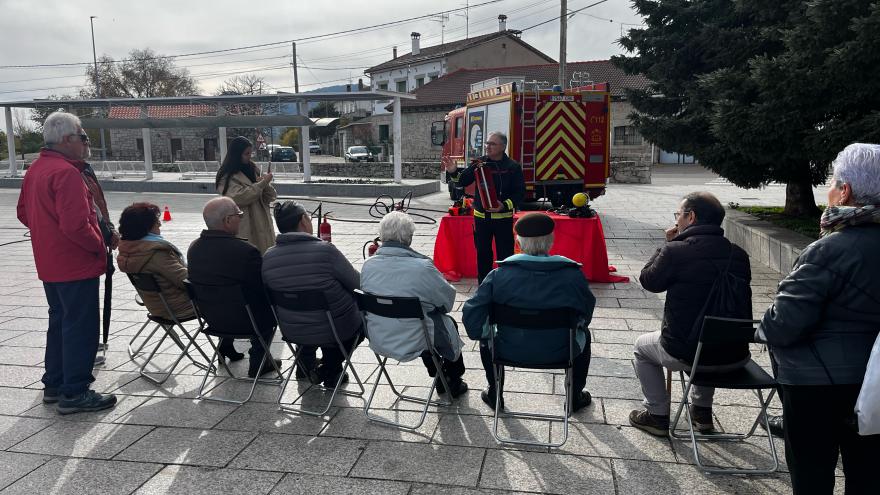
[187,197,279,378]
[445,131,525,283]
[629,192,752,437]
[758,143,880,494]
[16,111,117,415]
[463,213,594,412]
[262,201,363,388]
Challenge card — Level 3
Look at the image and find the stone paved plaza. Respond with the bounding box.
[0,167,838,494]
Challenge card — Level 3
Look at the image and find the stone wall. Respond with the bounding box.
[310,161,439,179]
[109,128,218,162]
[401,110,447,161]
[723,208,812,274]
[609,159,651,184]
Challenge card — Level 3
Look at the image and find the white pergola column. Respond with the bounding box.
[300,125,311,182]
[5,107,16,177]
[142,128,153,180]
[218,126,227,162]
[392,96,402,183]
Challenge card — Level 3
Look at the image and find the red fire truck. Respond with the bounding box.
[431,77,611,206]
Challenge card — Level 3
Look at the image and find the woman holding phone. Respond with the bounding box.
[215,136,277,253]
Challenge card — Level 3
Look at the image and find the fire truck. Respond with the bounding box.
[431,76,611,206]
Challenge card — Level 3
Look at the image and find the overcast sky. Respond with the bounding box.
[0,0,642,134]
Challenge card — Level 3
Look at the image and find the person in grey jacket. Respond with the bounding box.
[262,201,363,388]
[757,143,880,495]
[361,211,468,398]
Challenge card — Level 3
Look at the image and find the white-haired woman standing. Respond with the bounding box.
[758,143,880,494]
[360,211,468,398]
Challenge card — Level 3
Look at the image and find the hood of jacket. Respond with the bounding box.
[117,239,179,273]
[497,253,581,271]
[373,241,428,260]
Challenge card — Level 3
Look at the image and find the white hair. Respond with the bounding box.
[43,111,81,145]
[203,197,238,230]
[832,143,880,205]
[487,131,508,147]
[379,211,416,245]
[517,233,553,255]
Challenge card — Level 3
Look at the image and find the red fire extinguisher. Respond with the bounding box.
[367,238,380,256]
[319,217,332,243]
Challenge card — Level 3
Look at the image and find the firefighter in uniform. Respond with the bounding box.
[445,131,525,283]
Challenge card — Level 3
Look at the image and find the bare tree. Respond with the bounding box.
[216,74,269,96]
[83,48,199,98]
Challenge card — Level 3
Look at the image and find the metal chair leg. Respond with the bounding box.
[491,365,571,448]
[281,339,365,417]
[363,354,450,430]
[128,321,161,359]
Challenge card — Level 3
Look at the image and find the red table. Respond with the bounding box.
[433,212,629,283]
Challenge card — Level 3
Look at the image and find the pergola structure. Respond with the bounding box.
[0,89,416,182]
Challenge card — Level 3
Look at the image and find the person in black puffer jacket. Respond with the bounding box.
[262,201,363,388]
[629,192,752,437]
[758,143,880,495]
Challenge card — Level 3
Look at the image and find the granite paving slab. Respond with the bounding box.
[350,441,485,486]
[9,421,153,459]
[115,426,256,467]
[229,433,366,475]
[135,465,283,495]
[270,473,411,495]
[479,450,614,494]
[0,451,51,491]
[0,457,162,495]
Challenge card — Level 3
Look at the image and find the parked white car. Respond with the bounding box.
[345,146,374,162]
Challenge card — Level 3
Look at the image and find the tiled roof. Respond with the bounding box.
[108,104,215,119]
[365,31,555,73]
[399,61,651,110]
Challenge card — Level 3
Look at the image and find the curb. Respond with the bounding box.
[723,208,814,274]
[0,178,440,198]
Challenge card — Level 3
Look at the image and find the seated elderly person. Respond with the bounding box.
[361,211,468,398]
[117,202,194,321]
[262,201,363,388]
[463,213,594,412]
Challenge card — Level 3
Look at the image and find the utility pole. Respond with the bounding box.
[90,16,106,161]
[559,0,567,88]
[291,42,300,93]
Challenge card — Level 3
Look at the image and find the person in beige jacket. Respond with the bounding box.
[215,136,277,253]
[116,202,194,321]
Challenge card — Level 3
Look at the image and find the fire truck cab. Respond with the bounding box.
[431,76,611,207]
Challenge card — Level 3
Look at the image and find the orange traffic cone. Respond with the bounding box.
[162,205,172,222]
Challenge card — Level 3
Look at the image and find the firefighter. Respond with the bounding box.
[445,131,525,283]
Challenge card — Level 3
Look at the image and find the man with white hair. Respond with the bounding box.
[187,197,280,378]
[463,213,595,412]
[361,211,468,398]
[16,111,117,414]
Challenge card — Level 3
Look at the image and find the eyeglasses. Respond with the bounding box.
[673,209,691,220]
[226,211,244,220]
[486,142,502,147]
[79,133,90,143]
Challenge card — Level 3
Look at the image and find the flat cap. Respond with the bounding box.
[514,213,555,237]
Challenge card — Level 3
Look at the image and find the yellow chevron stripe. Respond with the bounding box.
[537,122,585,150]
[536,105,586,148]
[535,102,586,137]
[540,146,582,175]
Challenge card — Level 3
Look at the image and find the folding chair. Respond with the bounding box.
[185,281,284,405]
[669,316,779,474]
[355,289,453,430]
[267,288,365,417]
[126,273,213,385]
[127,293,162,359]
[488,303,578,448]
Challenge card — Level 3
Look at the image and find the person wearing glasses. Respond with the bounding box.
[444,131,525,284]
[215,136,277,254]
[629,192,752,437]
[187,197,280,377]
[16,111,117,414]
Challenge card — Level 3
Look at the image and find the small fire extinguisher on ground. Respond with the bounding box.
[319,217,332,243]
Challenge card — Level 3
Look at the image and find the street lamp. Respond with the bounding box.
[90,15,106,161]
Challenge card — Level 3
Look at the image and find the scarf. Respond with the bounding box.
[819,204,880,237]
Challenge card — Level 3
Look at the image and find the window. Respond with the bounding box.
[613,126,643,146]
[454,117,463,138]
[379,125,390,143]
[429,74,439,81]
[136,138,144,156]
[378,82,388,91]
[170,138,182,161]
[396,80,407,92]
[416,77,424,88]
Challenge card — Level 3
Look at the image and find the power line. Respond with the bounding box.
[520,0,612,32]
[0,0,503,70]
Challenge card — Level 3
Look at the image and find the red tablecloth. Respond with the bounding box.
[433,212,629,283]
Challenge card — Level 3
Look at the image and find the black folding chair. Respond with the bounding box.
[489,303,578,448]
[126,293,162,359]
[267,288,364,417]
[185,281,284,405]
[126,273,213,385]
[670,316,779,474]
[355,289,453,430]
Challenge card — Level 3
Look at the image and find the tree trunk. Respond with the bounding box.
[783,179,821,217]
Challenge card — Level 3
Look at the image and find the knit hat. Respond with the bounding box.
[514,213,555,237]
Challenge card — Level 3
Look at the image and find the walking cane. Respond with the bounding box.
[96,248,114,366]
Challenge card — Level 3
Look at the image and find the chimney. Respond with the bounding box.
[411,32,421,56]
[358,78,364,91]
[498,15,507,32]
[393,46,397,59]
